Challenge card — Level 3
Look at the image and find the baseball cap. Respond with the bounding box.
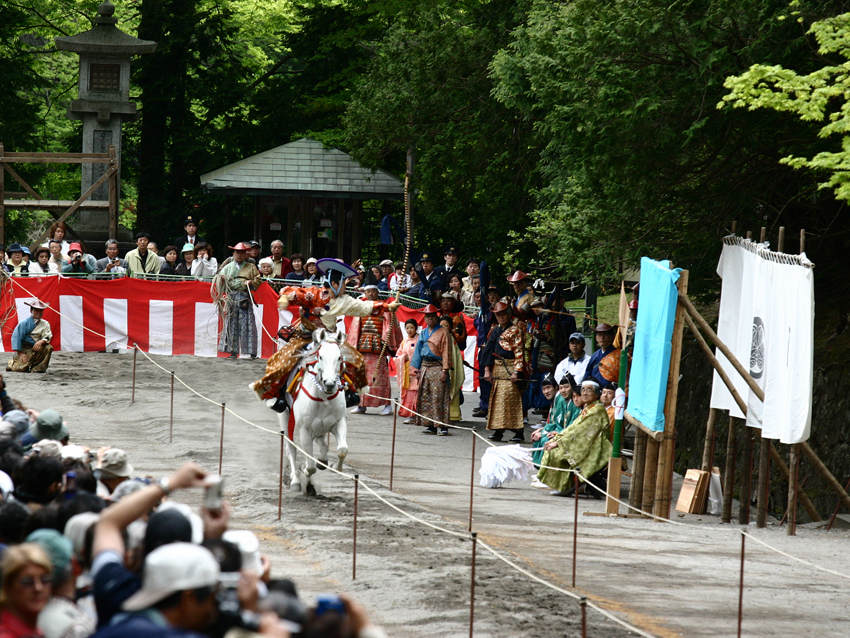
[96,448,134,478]
[568,332,585,343]
[32,439,62,458]
[222,530,262,575]
[123,543,220,611]
[379,259,393,267]
[64,512,100,558]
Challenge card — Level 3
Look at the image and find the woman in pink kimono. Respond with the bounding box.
[394,319,420,421]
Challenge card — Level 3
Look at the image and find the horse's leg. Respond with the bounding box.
[334,410,349,471]
[279,411,300,492]
[315,426,330,470]
[300,417,317,495]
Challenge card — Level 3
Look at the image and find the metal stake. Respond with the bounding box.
[353,474,359,580]
[219,403,225,474]
[469,532,477,638]
[572,473,579,588]
[390,401,398,491]
[278,436,284,521]
[738,533,745,638]
[169,371,175,443]
[580,596,588,638]
[469,427,477,532]
[131,344,137,403]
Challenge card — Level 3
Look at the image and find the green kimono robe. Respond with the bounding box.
[531,395,581,467]
[536,401,612,492]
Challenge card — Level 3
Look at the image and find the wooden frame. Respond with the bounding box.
[0,143,119,246]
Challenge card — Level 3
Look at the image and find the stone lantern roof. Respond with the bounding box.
[54,2,156,56]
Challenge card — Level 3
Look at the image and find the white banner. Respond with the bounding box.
[709,236,814,444]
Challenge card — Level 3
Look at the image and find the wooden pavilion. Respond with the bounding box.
[200,138,404,262]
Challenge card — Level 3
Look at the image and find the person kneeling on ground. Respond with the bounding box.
[7,299,53,373]
[536,380,611,498]
[530,378,582,473]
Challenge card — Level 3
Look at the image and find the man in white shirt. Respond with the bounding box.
[553,332,590,386]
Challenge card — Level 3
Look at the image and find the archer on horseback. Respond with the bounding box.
[251,258,401,426]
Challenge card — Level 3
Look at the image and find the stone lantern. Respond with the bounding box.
[55,2,155,233]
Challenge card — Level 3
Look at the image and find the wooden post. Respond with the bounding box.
[572,474,579,586]
[629,430,646,512]
[219,403,225,474]
[469,532,477,638]
[353,474,359,579]
[131,344,137,403]
[169,371,175,443]
[738,533,746,638]
[739,429,753,524]
[701,408,718,472]
[759,226,766,243]
[722,416,737,524]
[468,427,476,532]
[278,436,284,521]
[107,145,118,240]
[769,444,821,521]
[389,401,398,491]
[641,437,659,518]
[787,446,798,535]
[654,270,688,519]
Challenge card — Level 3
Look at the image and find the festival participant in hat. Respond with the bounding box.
[434,245,462,290]
[524,296,558,418]
[7,300,53,373]
[530,375,569,467]
[347,285,402,416]
[94,240,129,277]
[554,332,590,386]
[173,215,205,248]
[410,305,452,435]
[3,244,29,276]
[536,379,611,497]
[125,232,160,277]
[393,319,420,422]
[217,242,262,359]
[251,259,401,419]
[437,316,465,424]
[507,270,534,319]
[586,323,621,387]
[480,301,526,442]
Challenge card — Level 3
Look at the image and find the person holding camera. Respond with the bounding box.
[94,240,129,277]
[61,243,93,275]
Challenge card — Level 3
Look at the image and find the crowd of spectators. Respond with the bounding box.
[0,373,387,638]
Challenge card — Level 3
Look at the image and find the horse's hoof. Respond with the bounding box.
[289,483,302,492]
[305,482,317,497]
[317,460,328,471]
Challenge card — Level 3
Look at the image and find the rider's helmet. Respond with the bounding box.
[315,259,359,297]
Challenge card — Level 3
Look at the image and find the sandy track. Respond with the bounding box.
[10,351,850,637]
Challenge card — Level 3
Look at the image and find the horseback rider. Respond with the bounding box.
[251,258,401,419]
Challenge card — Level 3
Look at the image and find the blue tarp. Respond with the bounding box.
[627,257,682,432]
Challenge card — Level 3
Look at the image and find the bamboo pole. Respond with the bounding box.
[701,408,718,472]
[655,270,688,519]
[800,443,850,513]
[630,430,646,512]
[739,429,753,524]
[722,416,737,524]
[769,444,821,521]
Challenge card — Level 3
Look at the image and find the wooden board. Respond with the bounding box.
[675,469,709,514]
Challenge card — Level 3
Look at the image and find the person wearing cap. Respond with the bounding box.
[537,379,611,496]
[480,301,527,442]
[379,259,396,291]
[507,270,534,319]
[267,240,292,279]
[586,323,621,387]
[93,240,128,277]
[174,215,205,248]
[252,259,401,411]
[94,448,134,499]
[27,529,95,638]
[60,243,93,275]
[7,299,53,373]
[174,243,196,277]
[247,240,261,265]
[417,251,443,301]
[410,304,452,435]
[125,233,160,277]
[346,285,402,416]
[303,257,322,284]
[433,245,462,291]
[3,244,29,276]
[554,332,590,388]
[530,380,584,482]
[217,243,262,359]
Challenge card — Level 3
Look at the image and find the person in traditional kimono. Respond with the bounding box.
[217,242,262,359]
[251,259,400,421]
[348,285,402,415]
[507,270,534,320]
[601,381,617,442]
[524,296,558,416]
[481,302,526,442]
[7,299,53,373]
[530,379,583,471]
[394,319,421,422]
[439,316,466,423]
[410,305,452,435]
[586,323,621,387]
[536,379,612,497]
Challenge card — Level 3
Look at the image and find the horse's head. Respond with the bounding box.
[312,328,343,394]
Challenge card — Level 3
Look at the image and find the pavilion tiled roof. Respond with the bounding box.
[200,138,403,199]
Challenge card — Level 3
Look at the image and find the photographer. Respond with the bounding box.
[94,240,129,277]
[61,243,93,275]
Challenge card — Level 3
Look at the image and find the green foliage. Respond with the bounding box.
[722,11,850,201]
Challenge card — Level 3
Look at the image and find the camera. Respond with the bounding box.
[203,475,224,511]
[211,572,262,638]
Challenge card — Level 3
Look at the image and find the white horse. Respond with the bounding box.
[280,327,349,495]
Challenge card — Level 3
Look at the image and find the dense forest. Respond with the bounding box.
[3,0,850,299]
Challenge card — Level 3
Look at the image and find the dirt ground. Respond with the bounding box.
[10,351,850,637]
